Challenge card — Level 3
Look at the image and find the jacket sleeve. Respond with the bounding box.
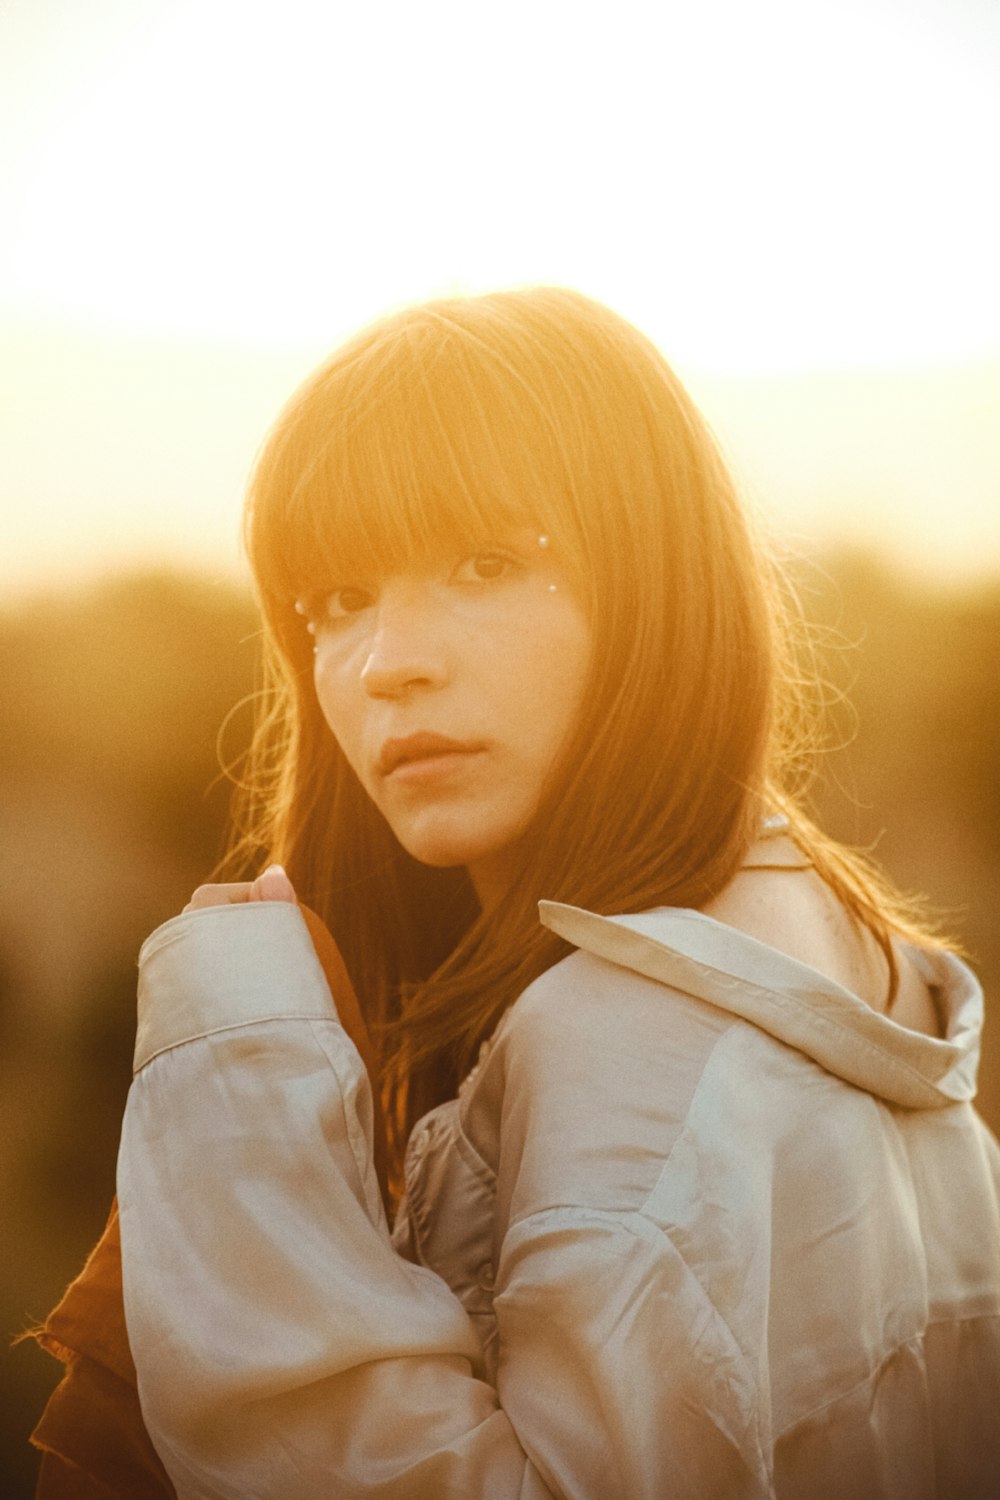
[118,903,769,1499]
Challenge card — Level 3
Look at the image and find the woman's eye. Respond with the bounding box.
[453,552,514,583]
[327,586,373,620]
[303,586,373,628]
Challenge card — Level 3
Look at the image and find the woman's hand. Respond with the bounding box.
[183,864,298,912]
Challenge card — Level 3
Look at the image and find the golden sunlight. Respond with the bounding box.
[1,0,998,591]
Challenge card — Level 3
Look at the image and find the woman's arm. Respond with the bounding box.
[119,903,767,1499]
[119,902,544,1497]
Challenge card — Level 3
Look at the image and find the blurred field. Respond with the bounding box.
[2,558,999,1494]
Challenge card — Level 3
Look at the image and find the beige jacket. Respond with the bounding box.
[119,900,1000,1498]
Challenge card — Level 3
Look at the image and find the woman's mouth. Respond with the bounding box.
[377,733,486,781]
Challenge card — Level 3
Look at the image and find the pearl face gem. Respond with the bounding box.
[537,534,550,548]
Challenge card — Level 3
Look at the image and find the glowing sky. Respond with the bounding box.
[2,0,998,594]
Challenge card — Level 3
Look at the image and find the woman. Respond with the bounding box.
[71,290,1000,1495]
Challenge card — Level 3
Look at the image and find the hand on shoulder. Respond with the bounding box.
[183,864,298,912]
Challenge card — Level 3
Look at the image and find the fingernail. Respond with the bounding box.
[254,863,297,904]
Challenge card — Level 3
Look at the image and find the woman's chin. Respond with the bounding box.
[399,834,493,871]
[392,818,522,879]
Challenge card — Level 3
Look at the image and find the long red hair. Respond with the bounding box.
[228,287,944,1169]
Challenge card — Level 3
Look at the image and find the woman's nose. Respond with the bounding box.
[359,591,449,700]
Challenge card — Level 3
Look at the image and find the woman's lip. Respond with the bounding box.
[385,748,485,784]
[377,734,484,776]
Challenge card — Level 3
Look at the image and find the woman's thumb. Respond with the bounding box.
[250,863,298,904]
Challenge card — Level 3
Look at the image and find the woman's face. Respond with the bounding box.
[307,527,591,909]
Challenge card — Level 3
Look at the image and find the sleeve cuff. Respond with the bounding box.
[134,903,337,1072]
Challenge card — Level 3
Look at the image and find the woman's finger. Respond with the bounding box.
[183,882,254,912]
[249,864,298,904]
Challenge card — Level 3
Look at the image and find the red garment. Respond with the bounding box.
[29,907,389,1498]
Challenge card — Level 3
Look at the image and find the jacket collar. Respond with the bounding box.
[538,902,982,1110]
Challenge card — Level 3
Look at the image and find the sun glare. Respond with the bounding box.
[7,0,998,368]
[1,0,998,591]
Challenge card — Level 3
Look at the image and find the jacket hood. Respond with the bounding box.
[538,902,983,1111]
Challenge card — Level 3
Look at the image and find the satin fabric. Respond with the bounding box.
[119,900,1000,1498]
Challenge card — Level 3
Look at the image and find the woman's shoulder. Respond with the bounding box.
[501,934,735,1058]
[459,932,738,1184]
[702,850,884,998]
[701,838,943,1038]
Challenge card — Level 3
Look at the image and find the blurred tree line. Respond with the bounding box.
[2,557,999,1493]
